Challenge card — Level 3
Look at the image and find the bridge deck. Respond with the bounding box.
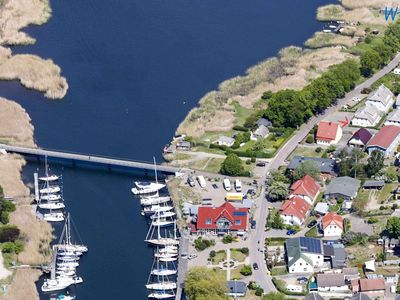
[0,144,186,174]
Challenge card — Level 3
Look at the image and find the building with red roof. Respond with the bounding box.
[196,201,248,234]
[289,175,321,205]
[280,196,311,226]
[321,212,343,237]
[316,121,343,145]
[348,128,373,148]
[366,125,400,157]
[351,278,385,298]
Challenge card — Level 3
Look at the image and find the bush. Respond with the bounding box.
[209,250,216,258]
[248,281,258,290]
[1,242,14,253]
[0,225,20,243]
[220,154,246,176]
[306,135,314,144]
[255,287,264,296]
[240,264,252,276]
[194,237,215,251]
[368,217,378,224]
[240,247,249,255]
[315,147,322,153]
[232,125,247,132]
[342,231,368,246]
[0,211,9,224]
[251,157,256,163]
[222,235,234,244]
[14,240,24,254]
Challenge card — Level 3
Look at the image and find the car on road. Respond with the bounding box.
[297,277,308,284]
[307,220,318,228]
[187,176,195,187]
[252,263,259,270]
[212,183,218,189]
[188,254,197,260]
[250,220,256,229]
[256,162,266,167]
[287,229,296,236]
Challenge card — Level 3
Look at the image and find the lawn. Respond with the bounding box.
[233,101,253,127]
[230,267,243,280]
[230,249,248,263]
[288,145,322,160]
[211,250,227,264]
[305,226,318,238]
[370,73,400,92]
[270,266,288,276]
[376,183,396,203]
[173,152,193,160]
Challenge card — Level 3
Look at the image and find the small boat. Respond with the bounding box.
[146,282,177,290]
[57,262,79,268]
[57,256,80,262]
[159,256,178,262]
[142,205,174,215]
[154,252,178,259]
[40,194,62,201]
[39,202,65,210]
[56,244,88,253]
[145,238,179,246]
[150,211,175,220]
[151,269,177,276]
[39,174,60,182]
[40,186,61,194]
[148,292,175,299]
[329,24,337,29]
[57,295,75,300]
[57,251,82,257]
[56,270,76,277]
[140,196,170,206]
[323,29,331,33]
[57,266,76,272]
[44,212,64,222]
[158,246,178,254]
[41,276,83,292]
[151,219,174,227]
[131,182,165,195]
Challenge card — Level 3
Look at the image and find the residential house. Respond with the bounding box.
[363,180,385,190]
[316,273,348,293]
[385,109,400,127]
[289,175,321,205]
[287,156,337,180]
[196,201,248,234]
[323,242,347,268]
[251,124,269,140]
[366,84,394,113]
[256,117,272,127]
[176,141,191,151]
[280,196,311,226]
[396,94,400,108]
[286,237,324,273]
[217,136,235,147]
[304,294,324,300]
[348,128,373,148]
[343,267,360,281]
[226,280,247,297]
[350,293,372,300]
[324,176,361,201]
[351,278,385,298]
[316,121,343,145]
[351,104,382,127]
[322,212,343,237]
[366,125,400,157]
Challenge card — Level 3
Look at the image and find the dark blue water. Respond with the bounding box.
[1,0,335,298]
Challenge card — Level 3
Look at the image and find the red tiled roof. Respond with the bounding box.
[197,201,248,231]
[290,175,321,201]
[322,212,343,230]
[280,196,311,222]
[316,121,340,141]
[359,278,385,292]
[367,125,400,149]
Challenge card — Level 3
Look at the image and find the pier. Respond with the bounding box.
[0,144,188,174]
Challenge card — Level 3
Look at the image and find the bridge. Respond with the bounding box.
[0,143,188,174]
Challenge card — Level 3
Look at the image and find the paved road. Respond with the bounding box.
[249,52,400,293]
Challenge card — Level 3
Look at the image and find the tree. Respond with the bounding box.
[240,265,252,276]
[293,160,320,181]
[220,154,244,176]
[269,170,290,184]
[185,267,228,300]
[384,166,398,182]
[271,210,285,229]
[386,217,400,239]
[360,49,381,77]
[366,150,384,177]
[263,292,286,300]
[267,181,289,201]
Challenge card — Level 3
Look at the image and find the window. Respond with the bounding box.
[235,220,241,225]
[304,268,307,271]
[206,218,212,225]
[299,263,302,266]
[291,268,294,272]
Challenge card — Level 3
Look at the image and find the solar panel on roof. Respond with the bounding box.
[233,211,246,216]
[300,237,321,254]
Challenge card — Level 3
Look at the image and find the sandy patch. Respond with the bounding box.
[340,0,396,9]
[0,0,51,46]
[3,269,41,300]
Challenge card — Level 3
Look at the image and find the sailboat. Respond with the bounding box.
[132,158,165,195]
[146,282,177,290]
[151,218,174,228]
[44,212,65,222]
[41,276,83,292]
[145,220,179,246]
[39,157,65,211]
[54,214,88,253]
[142,205,174,215]
[140,196,171,206]
[150,211,175,220]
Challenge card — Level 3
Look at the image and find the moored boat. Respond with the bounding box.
[44,212,64,222]
[146,282,177,290]
[148,292,175,299]
[131,182,166,195]
[39,202,65,210]
[41,276,83,292]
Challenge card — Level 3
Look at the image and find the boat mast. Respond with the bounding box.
[67,213,71,246]
[153,156,158,184]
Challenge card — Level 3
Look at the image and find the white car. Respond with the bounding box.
[188,254,198,260]
[352,96,361,102]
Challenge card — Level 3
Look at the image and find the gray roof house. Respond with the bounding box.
[217,136,235,147]
[288,156,337,175]
[317,273,345,288]
[385,109,400,126]
[256,117,272,127]
[366,84,395,112]
[352,104,381,127]
[324,176,361,200]
[396,94,400,108]
[226,280,247,297]
[252,124,269,140]
[286,237,324,271]
[350,293,372,300]
[304,294,324,300]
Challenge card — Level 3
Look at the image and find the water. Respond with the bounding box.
[1,0,335,298]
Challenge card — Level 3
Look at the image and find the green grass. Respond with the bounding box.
[305,226,318,238]
[203,158,225,173]
[211,250,227,264]
[233,101,253,126]
[265,237,287,246]
[270,267,288,276]
[347,36,384,56]
[230,267,243,280]
[288,145,322,160]
[376,183,396,203]
[230,249,247,263]
[173,152,193,160]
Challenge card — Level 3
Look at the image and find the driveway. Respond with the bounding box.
[347,213,374,235]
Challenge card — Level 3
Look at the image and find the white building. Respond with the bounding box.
[316,121,342,145]
[365,84,394,113]
[251,124,269,141]
[385,109,400,127]
[322,212,344,237]
[286,237,324,273]
[317,273,348,293]
[217,136,235,147]
[351,104,382,127]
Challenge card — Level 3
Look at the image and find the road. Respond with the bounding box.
[249,52,400,293]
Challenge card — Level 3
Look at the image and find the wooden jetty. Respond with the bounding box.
[0,143,188,174]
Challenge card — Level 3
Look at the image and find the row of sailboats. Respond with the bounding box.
[133,158,179,299]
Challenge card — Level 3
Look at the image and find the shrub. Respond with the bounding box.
[306,135,314,144]
[232,125,247,132]
[315,147,322,153]
[240,247,249,255]
[248,281,258,290]
[222,235,234,244]
[14,240,24,254]
[0,211,9,224]
[240,264,252,276]
[194,237,215,251]
[251,157,256,163]
[209,250,216,258]
[0,225,20,242]
[246,159,251,165]
[1,242,14,253]
[368,217,378,224]
[255,287,264,296]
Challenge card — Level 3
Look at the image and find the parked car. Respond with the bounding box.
[297,277,308,284]
[252,263,259,270]
[307,220,318,228]
[187,176,195,187]
[250,220,256,229]
[188,254,198,260]
[256,162,266,167]
[287,229,296,236]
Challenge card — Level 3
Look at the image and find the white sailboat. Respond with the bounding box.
[140,196,171,206]
[151,268,177,276]
[54,213,88,253]
[39,202,65,210]
[148,292,175,299]
[142,205,174,215]
[57,262,79,268]
[40,186,61,194]
[41,194,62,201]
[44,212,64,222]
[150,211,175,220]
[154,252,178,259]
[146,282,177,290]
[132,157,165,195]
[151,218,174,227]
[145,220,179,246]
[41,276,83,292]
[159,256,178,262]
[39,174,60,182]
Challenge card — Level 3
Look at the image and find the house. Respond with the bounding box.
[321,212,343,237]
[256,117,272,127]
[314,202,329,215]
[351,104,382,127]
[316,273,348,293]
[385,109,400,127]
[304,294,324,300]
[280,196,311,226]
[323,242,346,268]
[316,121,343,145]
[365,84,394,113]
[176,141,191,151]
[286,237,324,273]
[363,180,385,190]
[351,278,385,298]
[350,293,372,300]
[324,176,361,201]
[366,125,400,157]
[196,201,248,234]
[343,267,360,281]
[287,156,337,180]
[348,128,373,148]
[289,175,321,205]
[396,94,400,108]
[217,136,235,147]
[226,280,247,297]
[251,124,269,140]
